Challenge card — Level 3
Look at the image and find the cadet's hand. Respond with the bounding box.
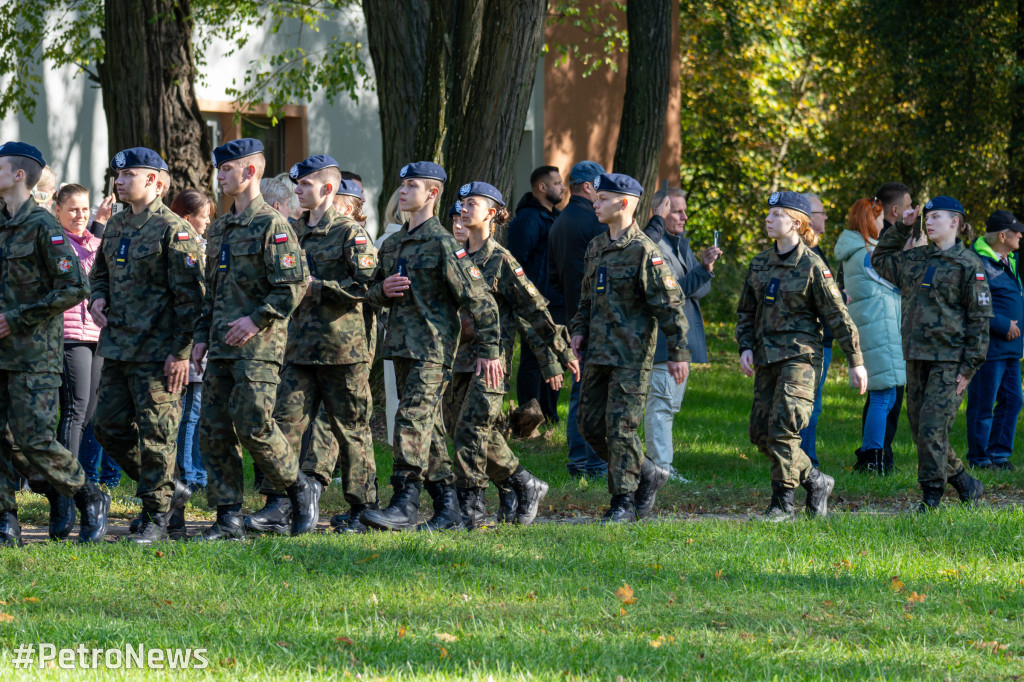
[545,374,564,391]
[653,195,671,219]
[383,273,410,298]
[565,357,581,382]
[164,354,189,394]
[955,374,969,395]
[570,335,584,360]
[701,245,723,273]
[0,313,10,339]
[1008,320,1020,340]
[94,194,115,225]
[476,357,504,389]
[668,360,689,385]
[739,350,754,377]
[849,365,868,395]
[225,316,259,346]
[89,298,108,327]
[902,205,920,227]
[191,343,208,376]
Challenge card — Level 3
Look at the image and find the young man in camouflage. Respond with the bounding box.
[361,162,503,532]
[0,141,109,546]
[191,139,312,540]
[89,148,205,544]
[571,173,690,523]
[245,156,378,535]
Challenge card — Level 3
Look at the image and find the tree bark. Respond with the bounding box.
[97,0,212,200]
[613,0,673,220]
[1008,0,1024,217]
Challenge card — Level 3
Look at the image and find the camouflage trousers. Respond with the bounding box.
[446,371,520,489]
[0,370,86,512]
[905,360,964,487]
[200,359,297,507]
[92,360,183,512]
[261,362,378,507]
[392,359,453,485]
[577,364,650,495]
[749,357,817,489]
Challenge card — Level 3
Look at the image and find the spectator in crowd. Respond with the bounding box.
[643,187,721,482]
[260,173,301,220]
[834,198,905,474]
[32,165,56,212]
[547,160,607,479]
[966,210,1024,471]
[507,165,565,423]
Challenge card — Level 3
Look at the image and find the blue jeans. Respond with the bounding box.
[966,358,1023,466]
[177,383,207,486]
[79,422,122,487]
[862,387,899,450]
[799,346,831,467]
[567,354,605,476]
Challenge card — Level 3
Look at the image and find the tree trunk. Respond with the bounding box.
[613,0,673,220]
[97,0,212,200]
[1008,0,1024,217]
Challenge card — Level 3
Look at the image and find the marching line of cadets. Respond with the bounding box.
[0,138,995,546]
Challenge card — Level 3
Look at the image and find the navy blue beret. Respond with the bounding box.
[213,138,264,168]
[110,147,168,172]
[449,200,462,217]
[0,141,45,167]
[593,173,643,198]
[335,178,363,199]
[399,161,446,183]
[767,190,810,218]
[289,154,339,182]
[458,181,505,207]
[923,195,965,216]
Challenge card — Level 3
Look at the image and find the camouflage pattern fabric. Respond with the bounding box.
[748,357,818,488]
[451,372,519,488]
[905,360,966,487]
[392,358,454,485]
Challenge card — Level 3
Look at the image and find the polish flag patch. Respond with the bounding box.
[975,272,985,281]
[455,248,467,259]
[823,269,833,278]
[514,266,524,277]
[50,234,65,245]
[354,236,367,245]
[176,231,190,241]
[274,233,289,244]
[651,255,663,266]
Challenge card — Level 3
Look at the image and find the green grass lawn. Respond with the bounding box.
[4,325,1024,679]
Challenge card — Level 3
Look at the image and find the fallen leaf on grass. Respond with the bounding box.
[649,638,663,648]
[860,550,869,556]
[276,641,289,648]
[889,577,905,592]
[616,584,636,604]
[354,554,379,564]
[435,632,458,643]
[526,591,537,600]
[336,636,354,646]
[281,555,293,562]
[618,608,628,617]
[972,640,1008,654]
[738,454,748,460]
[155,551,164,558]
[714,570,724,581]
[218,657,236,668]
[939,568,960,579]
[906,592,926,604]
[398,626,407,638]
[0,613,13,623]
[686,538,694,544]
[822,600,834,607]
[21,597,39,603]
[832,560,852,570]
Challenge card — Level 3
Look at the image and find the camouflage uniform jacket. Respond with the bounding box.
[0,199,88,372]
[89,198,204,362]
[287,207,376,365]
[735,241,863,367]
[194,194,306,363]
[367,216,500,368]
[571,221,691,370]
[872,220,992,379]
[451,238,574,376]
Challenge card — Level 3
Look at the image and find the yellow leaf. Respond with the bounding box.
[0,613,13,623]
[398,626,407,638]
[281,555,293,562]
[435,632,458,643]
[618,607,627,616]
[889,577,905,592]
[649,638,662,648]
[21,597,39,603]
[615,584,637,604]
[439,646,449,658]
[714,570,724,581]
[354,554,379,565]
[906,592,926,604]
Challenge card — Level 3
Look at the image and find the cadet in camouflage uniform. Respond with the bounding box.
[244,157,378,536]
[571,173,690,523]
[361,161,503,532]
[90,148,204,544]
[191,138,313,541]
[736,191,867,520]
[872,196,990,510]
[0,141,109,546]
[448,182,579,528]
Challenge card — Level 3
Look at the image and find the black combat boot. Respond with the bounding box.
[191,505,244,541]
[167,506,188,541]
[456,487,487,530]
[634,457,670,520]
[132,479,193,534]
[244,494,293,535]
[948,469,984,504]
[287,472,323,536]
[601,493,636,524]
[918,485,944,512]
[362,476,422,531]
[852,448,872,473]
[495,478,518,523]
[881,447,896,475]
[73,481,110,544]
[126,510,169,545]
[764,482,795,522]
[332,503,374,534]
[39,484,75,541]
[508,467,549,525]
[865,448,886,474]
[801,468,835,518]
[129,511,144,535]
[418,482,465,531]
[0,510,22,548]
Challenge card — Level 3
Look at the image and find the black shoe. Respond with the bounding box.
[418,482,465,532]
[170,479,193,513]
[508,468,548,525]
[287,472,322,536]
[764,483,795,522]
[881,448,896,475]
[948,469,984,504]
[332,504,374,534]
[73,481,110,544]
[852,448,872,472]
[191,506,244,541]
[244,494,293,535]
[0,510,22,548]
[802,468,835,518]
[456,487,487,530]
[126,510,169,545]
[918,485,944,512]
[167,506,188,540]
[601,493,636,523]
[495,479,518,523]
[864,448,885,475]
[39,484,75,541]
[992,461,1015,472]
[132,480,192,533]
[362,476,422,531]
[634,457,670,520]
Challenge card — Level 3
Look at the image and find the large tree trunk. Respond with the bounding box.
[1008,0,1024,217]
[613,0,673,220]
[97,0,212,200]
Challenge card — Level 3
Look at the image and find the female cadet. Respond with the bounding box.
[447,181,579,528]
[871,197,990,510]
[735,191,867,520]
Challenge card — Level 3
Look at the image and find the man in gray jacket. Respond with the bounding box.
[644,187,720,480]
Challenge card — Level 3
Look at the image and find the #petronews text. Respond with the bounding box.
[10,643,209,670]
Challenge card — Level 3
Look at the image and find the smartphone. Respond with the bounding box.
[713,230,720,248]
[912,214,922,241]
[107,176,122,215]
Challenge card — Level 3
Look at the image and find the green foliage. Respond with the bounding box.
[547,1,628,76]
